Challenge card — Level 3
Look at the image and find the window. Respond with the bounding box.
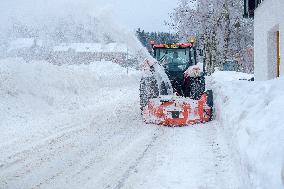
[277,31,280,77]
[244,0,264,18]
[156,48,190,72]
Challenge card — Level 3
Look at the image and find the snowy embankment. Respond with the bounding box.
[211,71,284,189]
[0,58,139,146]
[0,58,141,179]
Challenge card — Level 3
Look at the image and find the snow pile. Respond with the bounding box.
[0,58,140,158]
[211,71,284,189]
[184,63,204,78]
[211,71,253,82]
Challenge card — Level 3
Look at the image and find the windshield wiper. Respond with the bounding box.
[159,54,167,62]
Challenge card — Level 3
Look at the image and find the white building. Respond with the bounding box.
[245,0,284,80]
[7,38,46,60]
[51,43,129,65]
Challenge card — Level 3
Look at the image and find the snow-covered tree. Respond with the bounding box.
[136,29,179,52]
[169,0,254,74]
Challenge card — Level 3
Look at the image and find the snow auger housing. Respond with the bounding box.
[140,42,213,126]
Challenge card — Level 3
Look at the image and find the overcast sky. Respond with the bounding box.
[0,0,180,34]
[95,0,180,32]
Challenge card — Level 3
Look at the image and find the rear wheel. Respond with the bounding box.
[205,90,214,120]
[139,76,159,111]
[160,81,168,95]
[186,76,205,100]
[205,90,213,108]
[139,79,147,111]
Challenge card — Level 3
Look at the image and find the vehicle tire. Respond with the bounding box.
[206,90,213,108]
[139,78,147,111]
[189,76,205,100]
[205,90,214,120]
[160,81,168,95]
[139,76,159,112]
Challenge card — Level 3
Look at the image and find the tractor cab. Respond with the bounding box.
[151,42,197,95]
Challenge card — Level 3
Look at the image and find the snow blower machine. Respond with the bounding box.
[140,40,213,126]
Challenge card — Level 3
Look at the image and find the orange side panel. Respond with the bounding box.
[143,94,212,126]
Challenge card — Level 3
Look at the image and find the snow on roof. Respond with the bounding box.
[53,43,128,53]
[102,43,128,53]
[8,38,43,52]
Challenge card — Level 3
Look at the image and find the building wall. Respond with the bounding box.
[254,0,284,80]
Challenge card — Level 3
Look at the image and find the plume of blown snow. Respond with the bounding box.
[0,0,151,61]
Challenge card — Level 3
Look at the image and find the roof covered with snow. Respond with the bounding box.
[8,38,43,52]
[53,43,128,53]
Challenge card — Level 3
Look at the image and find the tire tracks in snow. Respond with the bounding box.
[26,120,148,188]
[0,126,90,188]
[6,99,153,188]
[115,122,243,189]
[113,127,163,189]
[0,125,85,170]
[0,85,141,189]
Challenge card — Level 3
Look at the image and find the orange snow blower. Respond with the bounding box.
[140,41,213,126]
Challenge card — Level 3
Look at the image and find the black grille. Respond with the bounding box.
[171,111,180,119]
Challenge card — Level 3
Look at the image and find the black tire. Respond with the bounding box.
[205,90,214,121]
[160,81,168,95]
[206,90,213,108]
[189,76,205,100]
[139,76,159,111]
[139,78,148,111]
[139,78,147,111]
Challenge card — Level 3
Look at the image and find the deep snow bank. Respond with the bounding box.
[0,58,140,154]
[211,71,284,189]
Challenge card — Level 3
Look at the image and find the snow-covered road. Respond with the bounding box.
[0,59,244,189]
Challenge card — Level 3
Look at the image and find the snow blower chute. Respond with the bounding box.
[140,41,213,126]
